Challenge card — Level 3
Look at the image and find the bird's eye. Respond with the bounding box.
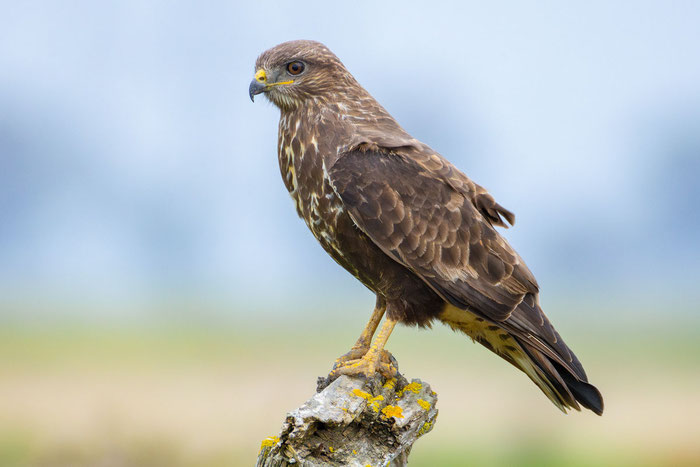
[287,61,305,75]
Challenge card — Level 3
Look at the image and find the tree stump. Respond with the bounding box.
[257,370,438,467]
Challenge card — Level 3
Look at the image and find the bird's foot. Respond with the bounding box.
[333,345,370,367]
[329,349,397,380]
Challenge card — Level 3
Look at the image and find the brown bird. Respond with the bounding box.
[249,40,603,415]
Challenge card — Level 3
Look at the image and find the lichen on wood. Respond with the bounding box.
[257,370,438,467]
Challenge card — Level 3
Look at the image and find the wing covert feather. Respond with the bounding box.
[328,149,537,322]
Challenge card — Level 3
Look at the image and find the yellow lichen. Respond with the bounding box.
[398,382,422,397]
[329,446,335,453]
[381,405,404,419]
[383,378,397,389]
[418,421,432,436]
[416,398,431,410]
[352,389,386,412]
[351,388,372,400]
[368,394,384,412]
[259,435,280,453]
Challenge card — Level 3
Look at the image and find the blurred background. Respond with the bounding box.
[1,1,699,465]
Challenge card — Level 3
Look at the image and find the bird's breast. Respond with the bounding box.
[277,110,411,295]
[275,114,445,316]
[278,116,349,261]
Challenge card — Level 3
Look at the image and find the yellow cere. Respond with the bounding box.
[259,435,280,453]
[381,405,404,419]
[416,399,431,410]
[254,69,293,87]
[398,382,422,397]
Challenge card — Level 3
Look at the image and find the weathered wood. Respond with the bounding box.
[257,370,438,467]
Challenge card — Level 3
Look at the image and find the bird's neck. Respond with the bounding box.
[278,92,418,167]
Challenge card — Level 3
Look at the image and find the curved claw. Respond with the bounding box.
[329,350,397,380]
[333,345,370,367]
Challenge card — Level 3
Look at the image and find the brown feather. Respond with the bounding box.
[252,39,603,415]
[328,150,534,322]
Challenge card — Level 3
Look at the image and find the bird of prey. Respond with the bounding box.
[249,40,603,415]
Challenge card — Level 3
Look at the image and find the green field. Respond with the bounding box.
[0,312,699,466]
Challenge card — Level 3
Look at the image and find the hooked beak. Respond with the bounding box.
[249,69,268,102]
[249,79,266,102]
[249,68,294,102]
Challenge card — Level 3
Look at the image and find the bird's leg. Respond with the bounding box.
[334,297,386,365]
[330,317,398,379]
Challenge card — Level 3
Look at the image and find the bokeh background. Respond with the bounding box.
[1,1,699,466]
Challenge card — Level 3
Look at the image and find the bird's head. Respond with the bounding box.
[249,40,355,110]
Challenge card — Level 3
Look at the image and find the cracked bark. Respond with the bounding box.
[256,370,438,467]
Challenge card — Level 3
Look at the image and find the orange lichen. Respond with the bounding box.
[351,388,372,399]
[351,388,385,412]
[398,382,422,397]
[381,405,404,419]
[416,398,431,410]
[368,394,384,412]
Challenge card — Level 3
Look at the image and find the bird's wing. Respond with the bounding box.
[392,148,592,381]
[327,148,537,322]
[328,147,603,413]
[328,147,601,402]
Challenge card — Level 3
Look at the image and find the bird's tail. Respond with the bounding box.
[439,305,603,415]
[508,337,604,415]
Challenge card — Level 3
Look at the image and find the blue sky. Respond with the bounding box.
[1,1,699,319]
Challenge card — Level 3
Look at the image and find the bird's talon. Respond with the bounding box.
[333,345,370,367]
[329,350,397,380]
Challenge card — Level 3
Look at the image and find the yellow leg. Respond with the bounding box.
[330,317,398,379]
[335,298,386,364]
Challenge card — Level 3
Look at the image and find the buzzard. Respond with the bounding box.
[249,40,603,415]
